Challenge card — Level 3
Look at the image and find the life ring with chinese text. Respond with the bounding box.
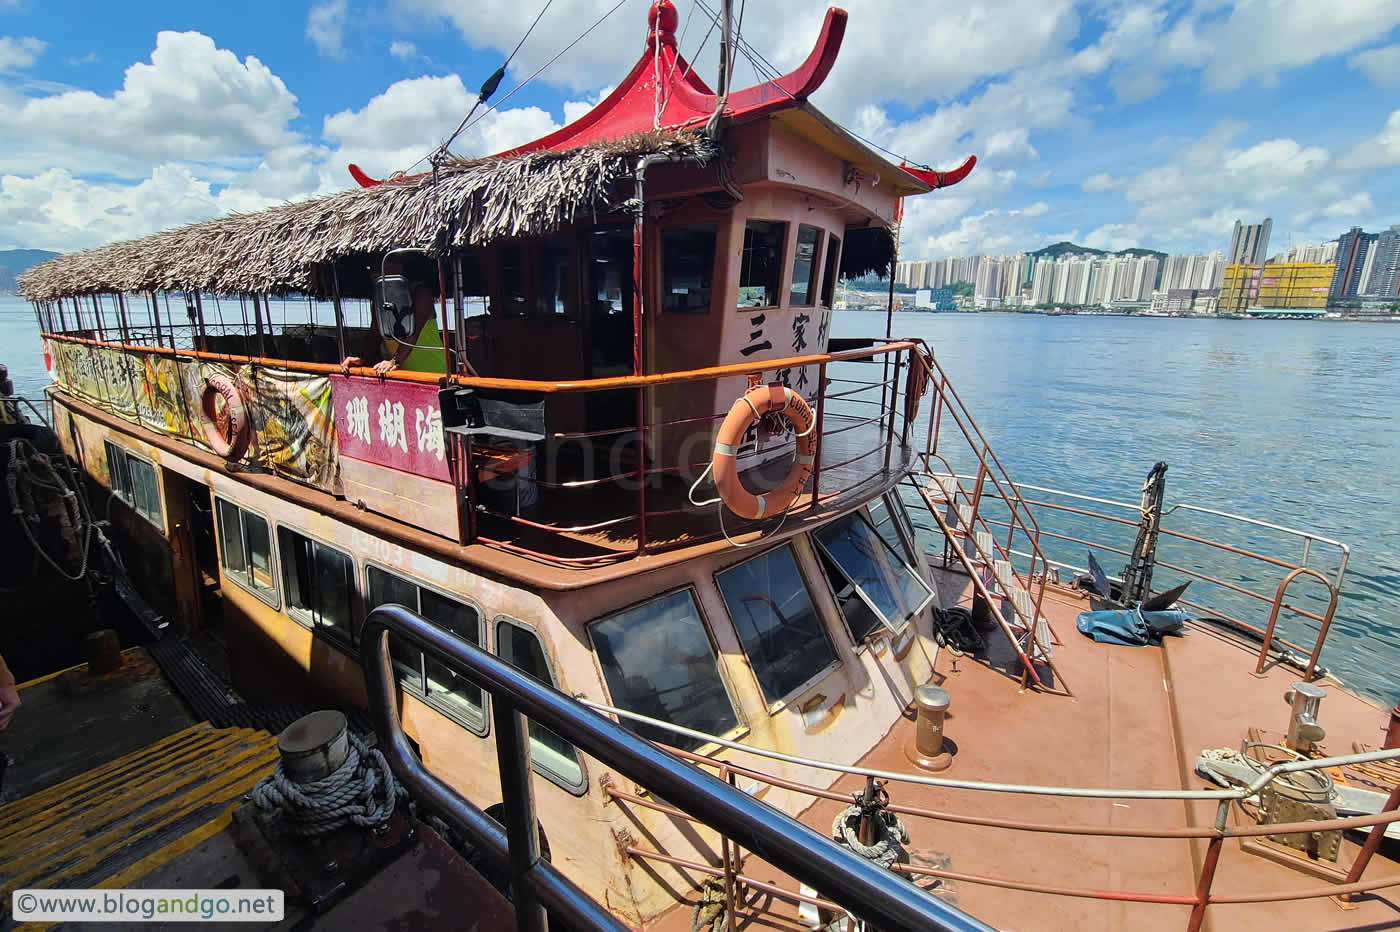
[712,384,815,520]
[200,373,251,460]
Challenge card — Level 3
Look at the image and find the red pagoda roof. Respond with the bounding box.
[351,1,974,195]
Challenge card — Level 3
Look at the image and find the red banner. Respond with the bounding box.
[331,375,450,481]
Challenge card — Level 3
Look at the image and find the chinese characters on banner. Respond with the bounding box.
[330,375,450,482]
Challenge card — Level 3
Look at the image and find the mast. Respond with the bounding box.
[718,0,733,98]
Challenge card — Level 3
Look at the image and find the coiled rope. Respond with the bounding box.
[252,733,405,837]
[831,804,911,870]
[5,437,115,584]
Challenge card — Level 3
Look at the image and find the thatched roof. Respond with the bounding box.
[20,131,720,301]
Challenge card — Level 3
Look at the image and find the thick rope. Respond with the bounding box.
[831,804,910,870]
[252,733,405,837]
[6,437,114,582]
[689,878,727,932]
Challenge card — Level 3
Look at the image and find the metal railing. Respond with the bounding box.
[916,476,1351,681]
[359,604,992,932]
[582,700,1400,932]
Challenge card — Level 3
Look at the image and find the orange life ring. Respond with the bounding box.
[712,383,815,520]
[200,373,251,460]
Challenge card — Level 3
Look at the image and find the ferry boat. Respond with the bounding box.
[7,3,1400,930]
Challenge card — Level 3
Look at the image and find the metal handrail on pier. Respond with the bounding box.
[358,604,992,932]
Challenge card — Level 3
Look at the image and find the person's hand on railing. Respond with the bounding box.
[373,359,399,377]
[339,356,362,374]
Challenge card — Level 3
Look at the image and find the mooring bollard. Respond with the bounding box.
[277,710,350,783]
[905,684,954,771]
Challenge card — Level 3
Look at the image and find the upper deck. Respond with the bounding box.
[21,1,975,576]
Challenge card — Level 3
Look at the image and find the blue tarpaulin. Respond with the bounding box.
[1076,608,1188,646]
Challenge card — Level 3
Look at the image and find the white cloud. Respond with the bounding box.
[306,0,349,60]
[0,36,45,71]
[389,40,418,60]
[1191,0,1400,91]
[1350,44,1400,86]
[1320,192,1374,218]
[1340,109,1400,172]
[1081,173,1118,193]
[67,52,99,66]
[0,31,301,177]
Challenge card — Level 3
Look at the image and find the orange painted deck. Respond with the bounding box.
[650,571,1400,932]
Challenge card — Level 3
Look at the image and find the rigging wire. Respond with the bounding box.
[452,0,631,144]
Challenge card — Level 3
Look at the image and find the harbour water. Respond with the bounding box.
[3,295,1396,706]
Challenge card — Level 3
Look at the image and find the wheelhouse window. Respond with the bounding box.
[215,498,276,605]
[789,225,822,306]
[868,493,917,566]
[535,243,572,316]
[365,566,485,733]
[495,245,527,316]
[814,511,936,642]
[496,619,586,792]
[662,224,717,313]
[591,590,739,751]
[104,441,162,528]
[738,220,787,308]
[821,234,841,308]
[278,528,355,644]
[716,545,838,704]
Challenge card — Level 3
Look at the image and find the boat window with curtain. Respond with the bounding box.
[661,224,717,313]
[821,233,842,308]
[365,566,486,733]
[738,220,787,308]
[590,589,739,750]
[496,618,586,793]
[814,512,935,642]
[278,527,356,645]
[789,224,823,306]
[716,544,838,703]
[215,497,277,606]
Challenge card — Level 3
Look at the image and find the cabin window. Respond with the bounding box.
[365,566,486,733]
[215,498,277,606]
[104,441,162,528]
[496,618,586,793]
[814,512,935,642]
[495,245,528,316]
[278,528,355,644]
[821,234,841,308]
[590,590,739,751]
[662,224,717,313]
[536,243,571,316]
[868,493,917,566]
[789,225,822,306]
[716,544,838,704]
[738,220,787,308]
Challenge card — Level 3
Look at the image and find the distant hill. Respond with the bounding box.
[1031,241,1166,260]
[0,249,59,293]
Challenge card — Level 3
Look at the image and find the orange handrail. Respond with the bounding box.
[1255,566,1339,680]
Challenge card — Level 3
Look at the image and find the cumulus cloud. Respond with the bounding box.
[0,36,45,71]
[1350,45,1400,86]
[306,0,349,60]
[389,40,418,60]
[0,31,301,177]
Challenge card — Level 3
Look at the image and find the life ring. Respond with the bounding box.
[712,383,815,520]
[200,373,251,460]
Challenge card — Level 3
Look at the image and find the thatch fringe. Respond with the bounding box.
[21,131,720,301]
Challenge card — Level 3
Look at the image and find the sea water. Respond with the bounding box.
[4,296,1396,705]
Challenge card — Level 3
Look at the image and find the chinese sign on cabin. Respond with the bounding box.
[331,375,450,482]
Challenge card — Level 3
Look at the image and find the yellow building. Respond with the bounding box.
[1220,263,1333,315]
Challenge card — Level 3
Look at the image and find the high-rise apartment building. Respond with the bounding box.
[1221,263,1333,314]
[1330,227,1376,298]
[1364,226,1400,297]
[1228,218,1273,266]
[1160,252,1224,291]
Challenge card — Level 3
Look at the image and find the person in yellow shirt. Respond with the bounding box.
[342,257,446,375]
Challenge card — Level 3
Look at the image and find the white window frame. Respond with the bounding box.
[363,561,489,737]
[714,542,843,710]
[813,510,936,641]
[277,524,358,650]
[495,615,588,796]
[214,496,278,608]
[586,586,746,751]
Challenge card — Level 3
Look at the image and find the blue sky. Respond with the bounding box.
[1,0,1398,261]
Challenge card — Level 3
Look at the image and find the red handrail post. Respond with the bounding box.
[1254,567,1339,677]
[1341,780,1400,900]
[1187,801,1230,932]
